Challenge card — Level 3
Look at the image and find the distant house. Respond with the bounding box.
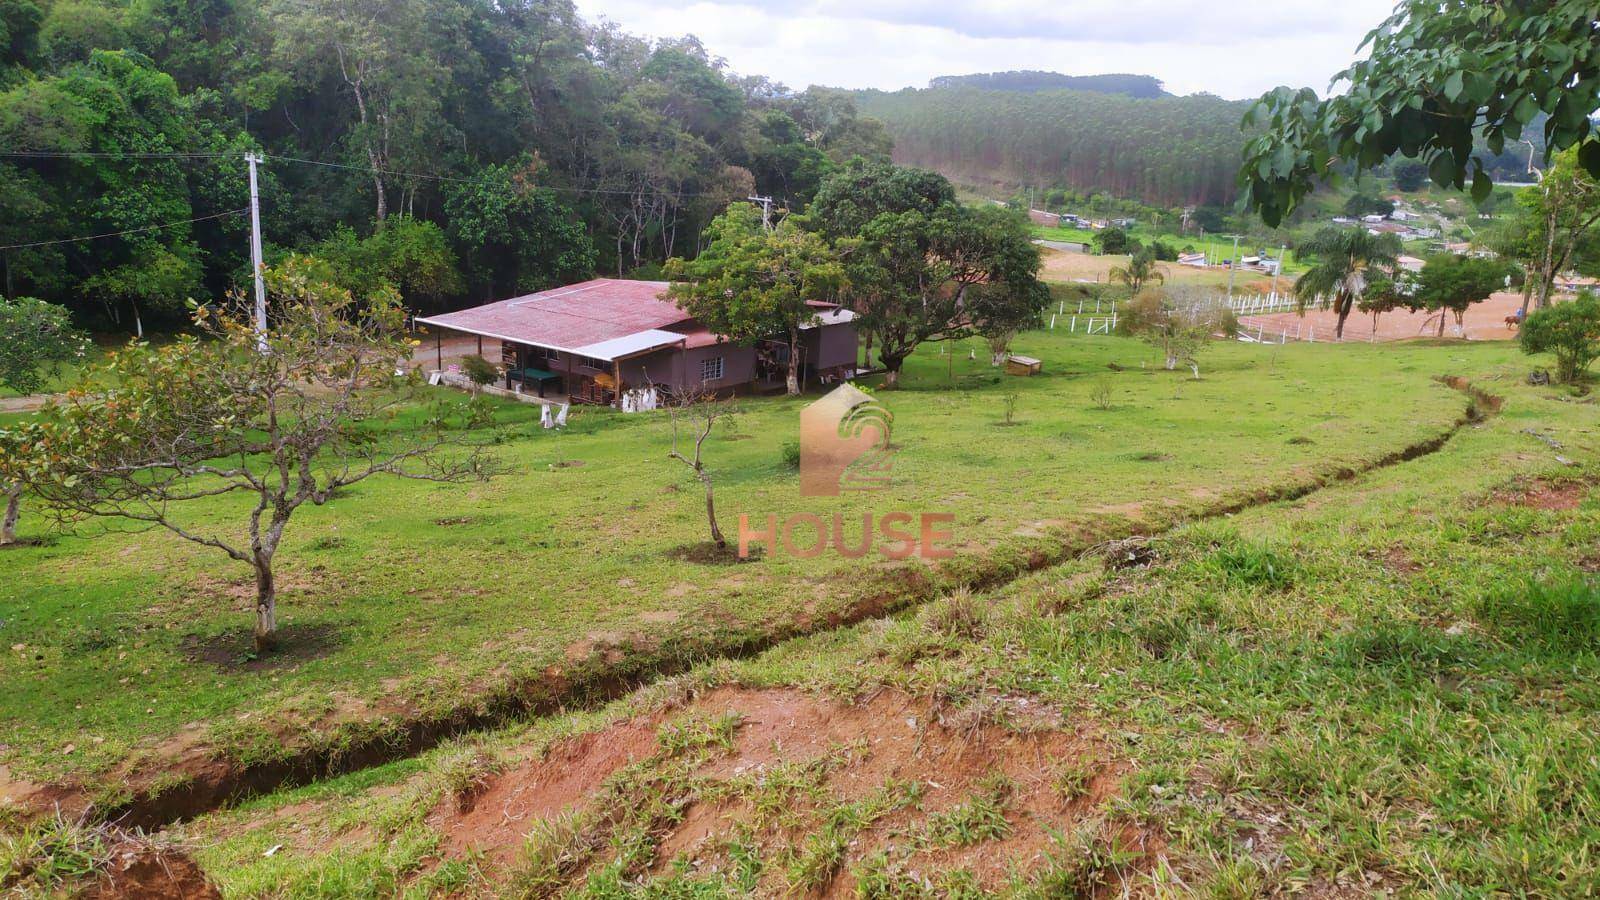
[417,279,860,407]
[1397,255,1426,273]
[1177,252,1208,268]
[1028,209,1063,227]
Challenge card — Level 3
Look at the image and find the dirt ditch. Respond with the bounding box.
[16,378,1503,833]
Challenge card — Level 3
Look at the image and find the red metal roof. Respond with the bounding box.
[416,279,690,355]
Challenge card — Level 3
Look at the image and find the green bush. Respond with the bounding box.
[1519,293,1600,383]
[780,440,800,469]
[460,354,499,390]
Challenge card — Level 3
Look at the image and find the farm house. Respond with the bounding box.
[416,279,861,407]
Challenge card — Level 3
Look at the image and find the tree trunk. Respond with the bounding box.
[697,468,724,548]
[883,367,900,389]
[786,331,801,396]
[1,484,20,546]
[1334,295,1352,340]
[253,557,277,653]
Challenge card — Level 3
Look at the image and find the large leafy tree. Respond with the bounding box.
[443,160,596,302]
[16,259,497,651]
[1521,292,1600,383]
[836,193,1047,387]
[309,216,462,312]
[1413,254,1511,337]
[666,203,845,396]
[1241,0,1600,226]
[1293,227,1403,340]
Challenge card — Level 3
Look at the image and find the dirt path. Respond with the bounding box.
[0,394,53,414]
[1240,290,1528,343]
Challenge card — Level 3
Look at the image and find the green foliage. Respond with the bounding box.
[1108,249,1163,294]
[1342,193,1395,219]
[666,204,845,394]
[1293,226,1402,336]
[0,296,87,394]
[1093,226,1129,255]
[1413,254,1510,332]
[1519,292,1600,383]
[310,217,462,310]
[460,354,497,389]
[1242,1,1600,225]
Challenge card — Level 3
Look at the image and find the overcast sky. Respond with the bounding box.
[573,0,1400,100]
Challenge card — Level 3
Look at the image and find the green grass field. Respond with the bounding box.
[6,331,1597,896]
[1029,224,1304,275]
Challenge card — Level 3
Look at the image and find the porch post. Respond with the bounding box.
[613,359,622,409]
[435,328,442,370]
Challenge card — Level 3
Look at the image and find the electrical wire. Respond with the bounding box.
[0,208,248,251]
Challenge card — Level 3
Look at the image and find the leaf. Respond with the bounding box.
[1443,71,1464,102]
[1429,152,1457,189]
[1471,163,1493,203]
[1581,140,1600,179]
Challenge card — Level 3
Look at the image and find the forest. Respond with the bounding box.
[0,0,893,329]
[855,83,1249,208]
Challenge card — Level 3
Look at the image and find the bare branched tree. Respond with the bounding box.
[15,258,499,651]
[664,385,733,549]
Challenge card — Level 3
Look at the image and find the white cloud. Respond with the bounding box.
[574,0,1397,99]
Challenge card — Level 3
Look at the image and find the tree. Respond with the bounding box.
[1343,194,1394,219]
[0,296,87,545]
[1521,293,1600,384]
[838,200,1046,388]
[16,259,498,650]
[1241,1,1600,226]
[311,217,462,311]
[444,160,597,302]
[666,204,845,396]
[664,386,732,549]
[1118,286,1231,378]
[1109,249,1164,294]
[1514,149,1600,310]
[1393,161,1430,193]
[1355,273,1410,333]
[807,157,954,240]
[1293,227,1402,339]
[1094,226,1130,256]
[1413,255,1509,337]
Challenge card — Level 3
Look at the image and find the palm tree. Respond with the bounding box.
[1109,250,1165,294]
[1294,227,1402,339]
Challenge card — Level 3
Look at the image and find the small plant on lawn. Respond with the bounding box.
[1089,378,1114,411]
[0,812,112,892]
[923,587,987,639]
[459,353,499,394]
[780,439,801,469]
[1519,292,1600,383]
[1000,391,1021,426]
[1209,543,1296,590]
[664,385,735,549]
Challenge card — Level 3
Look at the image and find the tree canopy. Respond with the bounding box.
[1241,1,1600,226]
[0,0,892,326]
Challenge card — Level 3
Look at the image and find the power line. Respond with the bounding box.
[0,208,248,251]
[0,150,236,159]
[0,148,736,199]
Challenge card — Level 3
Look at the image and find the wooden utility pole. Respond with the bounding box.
[246,152,268,348]
[747,194,775,231]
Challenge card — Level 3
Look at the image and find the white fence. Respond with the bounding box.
[1226,292,1300,315]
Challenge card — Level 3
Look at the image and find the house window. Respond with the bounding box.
[700,356,724,382]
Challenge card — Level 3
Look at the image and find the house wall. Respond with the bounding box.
[617,344,756,393]
[804,323,860,371]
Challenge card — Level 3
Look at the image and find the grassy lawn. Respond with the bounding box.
[105,338,1600,896]
[0,331,1472,811]
[1029,224,1305,275]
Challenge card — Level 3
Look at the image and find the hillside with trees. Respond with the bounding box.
[926,71,1169,98]
[855,83,1248,207]
[0,0,892,327]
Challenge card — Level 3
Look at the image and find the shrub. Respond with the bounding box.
[780,440,801,469]
[460,354,498,392]
[1209,543,1296,590]
[1519,293,1600,383]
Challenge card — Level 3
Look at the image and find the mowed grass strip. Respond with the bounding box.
[0,332,1469,801]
